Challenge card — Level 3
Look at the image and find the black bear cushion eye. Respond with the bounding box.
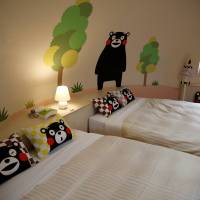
[40,119,73,152]
[9,149,17,157]
[112,35,116,40]
[49,130,55,136]
[0,133,35,184]
[59,125,65,130]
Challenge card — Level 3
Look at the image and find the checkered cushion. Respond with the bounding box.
[0,133,35,184]
[107,90,128,106]
[92,98,111,117]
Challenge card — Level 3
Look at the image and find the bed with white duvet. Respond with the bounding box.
[89,98,200,156]
[1,129,200,200]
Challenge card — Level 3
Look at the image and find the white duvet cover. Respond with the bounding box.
[89,98,200,156]
[2,130,200,200]
[22,135,200,200]
[0,130,102,200]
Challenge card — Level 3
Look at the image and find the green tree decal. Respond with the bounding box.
[44,0,93,85]
[136,37,159,86]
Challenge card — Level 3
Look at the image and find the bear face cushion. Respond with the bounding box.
[104,95,123,113]
[0,133,34,184]
[120,88,135,104]
[22,115,74,160]
[40,119,72,152]
[107,90,128,106]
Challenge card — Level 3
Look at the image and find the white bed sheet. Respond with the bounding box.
[89,98,146,136]
[0,130,102,200]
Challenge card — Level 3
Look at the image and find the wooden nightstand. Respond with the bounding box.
[48,101,95,132]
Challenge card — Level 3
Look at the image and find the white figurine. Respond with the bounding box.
[180,59,193,100]
[180,59,193,86]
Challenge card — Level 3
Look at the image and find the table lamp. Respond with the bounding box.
[55,85,71,109]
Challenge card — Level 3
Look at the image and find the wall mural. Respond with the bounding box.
[136,37,159,86]
[44,0,93,85]
[95,32,130,90]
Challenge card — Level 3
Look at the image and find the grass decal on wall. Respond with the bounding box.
[71,82,83,93]
[0,107,8,122]
[25,100,35,109]
[44,0,93,86]
[152,80,159,86]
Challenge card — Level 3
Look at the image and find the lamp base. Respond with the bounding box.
[58,101,68,110]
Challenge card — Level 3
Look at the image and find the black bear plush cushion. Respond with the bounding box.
[0,133,34,184]
[40,119,73,152]
[120,88,135,104]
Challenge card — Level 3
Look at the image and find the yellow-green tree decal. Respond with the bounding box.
[136,37,159,86]
[44,0,93,85]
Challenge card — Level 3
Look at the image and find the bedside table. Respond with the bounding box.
[0,89,106,139]
[48,101,95,132]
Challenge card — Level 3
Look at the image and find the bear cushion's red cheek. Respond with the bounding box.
[106,39,111,45]
[19,152,28,161]
[122,40,127,45]
[47,137,54,145]
[108,105,113,111]
[66,128,71,135]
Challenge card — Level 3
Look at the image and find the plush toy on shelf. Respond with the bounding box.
[194,91,200,103]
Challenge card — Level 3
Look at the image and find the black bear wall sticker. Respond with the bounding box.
[95,31,130,90]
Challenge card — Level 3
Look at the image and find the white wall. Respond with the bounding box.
[0,0,200,113]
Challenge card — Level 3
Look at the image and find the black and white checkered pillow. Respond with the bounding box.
[93,98,111,117]
[0,133,35,184]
